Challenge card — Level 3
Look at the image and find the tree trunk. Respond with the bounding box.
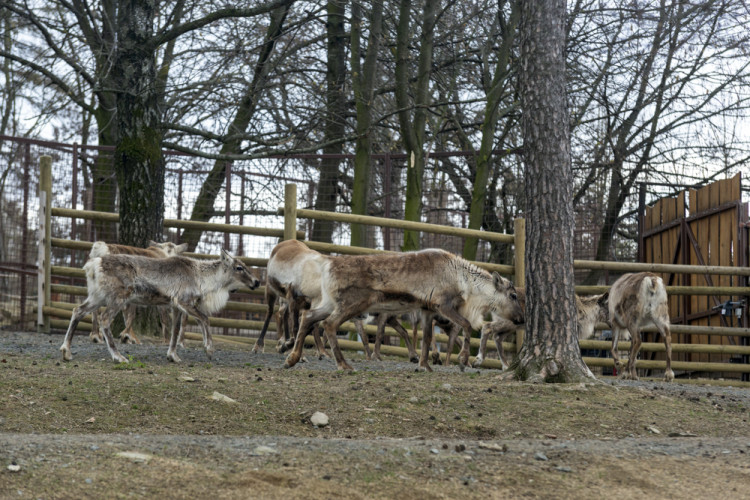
[395,0,438,251]
[113,0,164,248]
[311,0,347,244]
[511,0,594,383]
[350,0,383,248]
[180,5,290,251]
[463,0,520,261]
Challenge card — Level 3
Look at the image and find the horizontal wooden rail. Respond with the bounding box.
[583,356,750,373]
[288,207,516,243]
[576,285,750,296]
[579,339,750,356]
[574,259,750,277]
[51,207,304,239]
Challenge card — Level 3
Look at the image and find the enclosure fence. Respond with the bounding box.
[34,155,750,381]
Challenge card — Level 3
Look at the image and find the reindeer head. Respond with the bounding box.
[221,249,261,290]
[149,240,188,257]
[491,272,525,325]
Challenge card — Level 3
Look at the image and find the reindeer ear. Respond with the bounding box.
[148,240,160,247]
[598,291,609,306]
[492,271,508,289]
[175,243,188,253]
[220,249,233,265]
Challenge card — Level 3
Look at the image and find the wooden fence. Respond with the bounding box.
[36,157,750,381]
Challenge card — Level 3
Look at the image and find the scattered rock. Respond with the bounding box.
[84,417,95,424]
[555,466,572,473]
[668,432,698,437]
[430,448,440,454]
[646,425,661,434]
[252,446,278,456]
[211,391,237,404]
[7,463,20,472]
[534,452,548,461]
[178,375,195,382]
[115,452,151,463]
[478,442,507,453]
[442,383,452,391]
[310,411,329,427]
[409,396,419,403]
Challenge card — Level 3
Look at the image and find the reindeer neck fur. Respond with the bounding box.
[453,257,496,328]
[194,259,234,314]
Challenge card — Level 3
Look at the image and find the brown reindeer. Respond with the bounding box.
[608,272,673,382]
[284,249,524,371]
[88,240,187,344]
[60,250,260,363]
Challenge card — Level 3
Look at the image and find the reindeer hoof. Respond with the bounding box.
[167,352,181,363]
[409,356,419,363]
[113,354,128,364]
[338,363,354,371]
[415,364,432,373]
[252,343,263,354]
[471,357,483,368]
[90,334,102,344]
[664,369,675,382]
[60,346,72,362]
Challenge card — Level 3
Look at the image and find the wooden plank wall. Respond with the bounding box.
[644,174,742,370]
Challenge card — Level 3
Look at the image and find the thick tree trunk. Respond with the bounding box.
[113,0,164,248]
[311,0,347,244]
[511,0,594,383]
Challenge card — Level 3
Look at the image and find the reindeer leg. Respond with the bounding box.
[254,288,276,354]
[356,318,372,360]
[157,306,171,345]
[656,320,674,382]
[320,313,354,371]
[444,325,460,366]
[386,316,418,363]
[492,320,516,371]
[417,313,434,372]
[473,323,491,368]
[119,304,140,344]
[98,303,129,364]
[625,326,641,381]
[285,308,330,368]
[611,326,623,376]
[61,299,100,361]
[89,310,103,344]
[167,310,184,363]
[435,305,474,371]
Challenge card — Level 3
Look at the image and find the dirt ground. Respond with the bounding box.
[1,330,749,499]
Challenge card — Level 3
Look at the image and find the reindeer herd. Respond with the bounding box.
[60,239,675,382]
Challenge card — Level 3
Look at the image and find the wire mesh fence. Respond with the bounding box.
[1,134,638,334]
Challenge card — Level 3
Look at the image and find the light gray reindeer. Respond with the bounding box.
[284,249,524,371]
[88,240,187,345]
[471,290,611,370]
[60,249,260,364]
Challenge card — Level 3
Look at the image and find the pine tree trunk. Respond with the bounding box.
[511,0,594,383]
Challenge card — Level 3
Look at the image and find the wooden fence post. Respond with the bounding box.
[37,156,52,333]
[514,217,526,352]
[284,183,298,241]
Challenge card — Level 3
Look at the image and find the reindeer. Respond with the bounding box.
[87,240,187,345]
[252,240,328,358]
[60,250,260,364]
[472,290,609,370]
[608,272,673,382]
[254,240,421,362]
[284,249,524,371]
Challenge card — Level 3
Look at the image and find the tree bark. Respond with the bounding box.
[511,0,594,383]
[350,0,383,248]
[180,4,290,251]
[113,0,165,247]
[395,0,438,251]
[311,0,347,244]
[463,0,520,260]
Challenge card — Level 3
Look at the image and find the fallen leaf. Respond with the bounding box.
[85,417,95,424]
[211,391,237,404]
